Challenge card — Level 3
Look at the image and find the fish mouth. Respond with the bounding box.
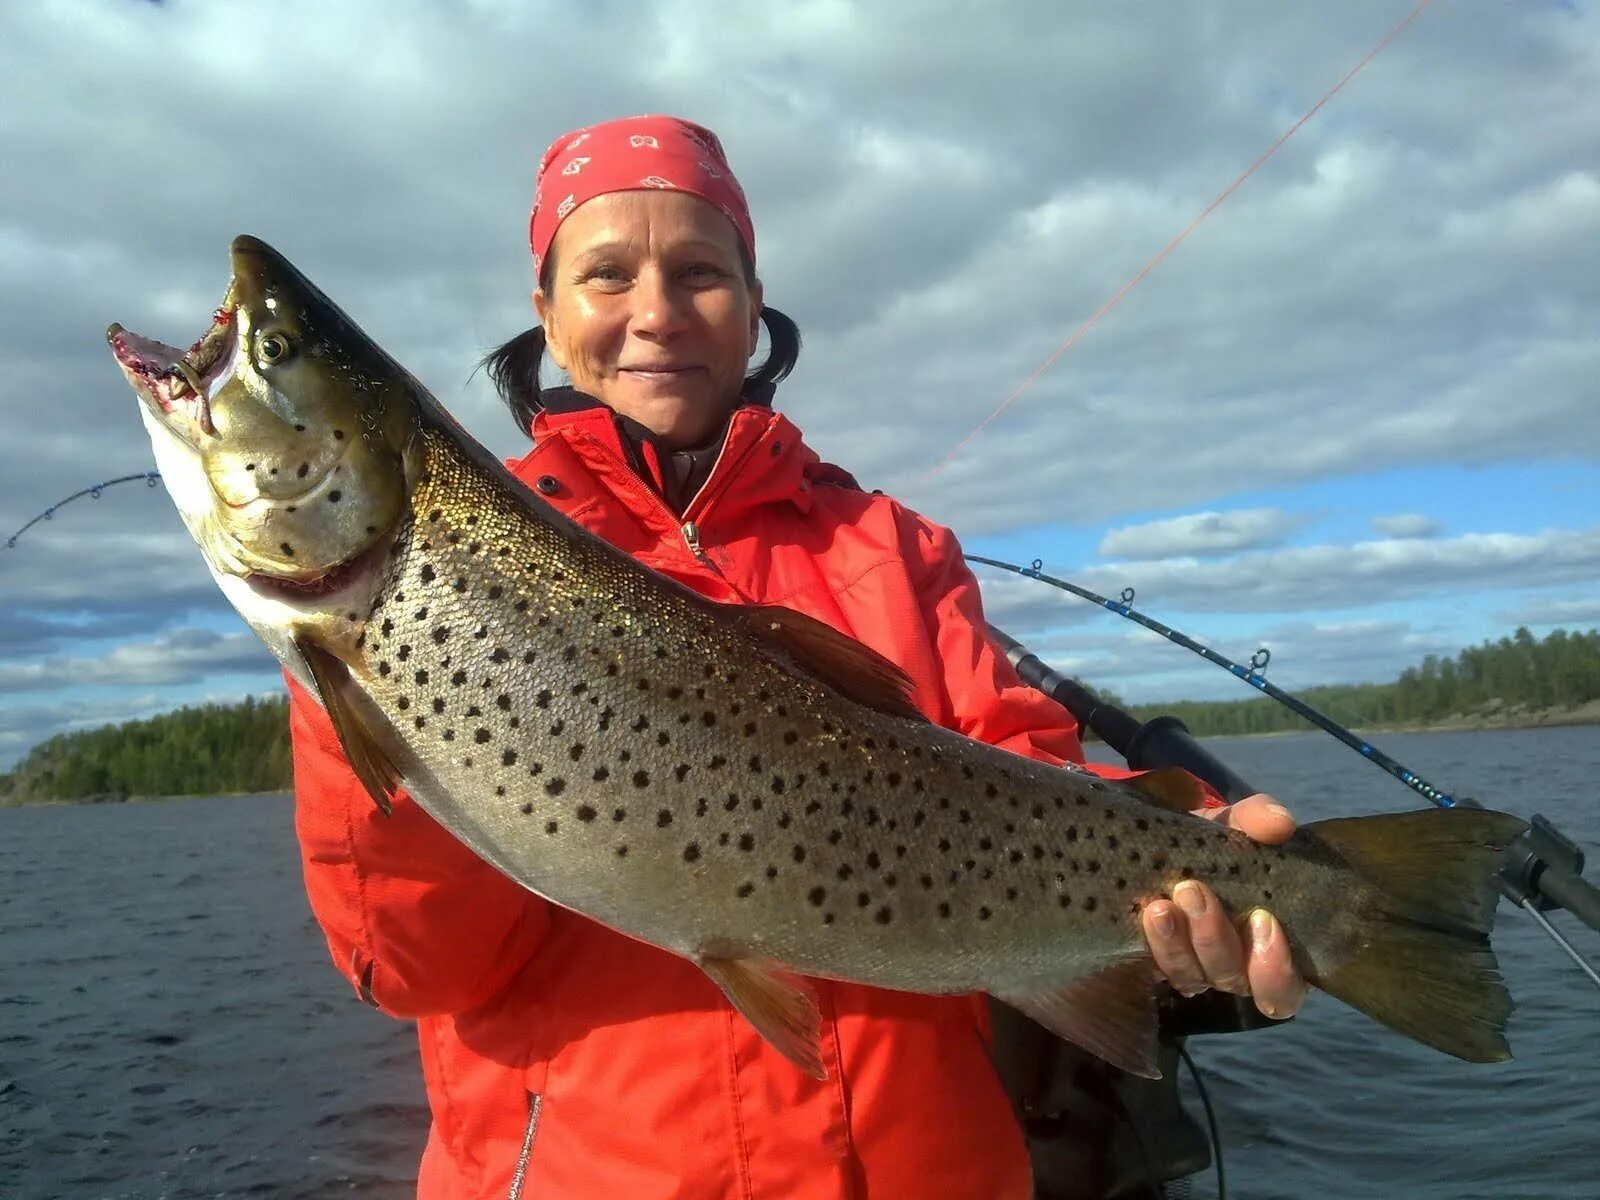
[243,533,394,602]
[107,282,238,437]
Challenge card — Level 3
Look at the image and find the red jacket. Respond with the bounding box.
[288,400,1103,1199]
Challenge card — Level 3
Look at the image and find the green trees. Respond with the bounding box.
[1127,626,1600,739]
[0,695,293,803]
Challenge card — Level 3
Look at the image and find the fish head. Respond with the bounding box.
[110,234,422,596]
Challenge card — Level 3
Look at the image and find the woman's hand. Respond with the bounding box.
[1138,793,1309,1020]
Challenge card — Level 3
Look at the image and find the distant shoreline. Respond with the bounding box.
[5,705,1595,808]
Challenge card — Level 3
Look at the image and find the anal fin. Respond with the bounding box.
[995,957,1164,1079]
[294,635,400,816]
[701,954,825,1079]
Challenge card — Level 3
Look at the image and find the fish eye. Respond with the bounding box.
[257,332,293,365]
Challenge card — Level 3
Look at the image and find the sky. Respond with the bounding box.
[1,1,1596,769]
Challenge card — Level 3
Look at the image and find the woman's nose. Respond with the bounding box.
[628,269,688,338]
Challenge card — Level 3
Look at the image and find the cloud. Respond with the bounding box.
[0,629,276,694]
[1098,509,1307,559]
[1372,513,1442,538]
[1492,595,1600,627]
[1082,527,1600,614]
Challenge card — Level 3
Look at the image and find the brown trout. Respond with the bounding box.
[110,235,1523,1080]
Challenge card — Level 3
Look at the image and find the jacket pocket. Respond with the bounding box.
[507,1092,543,1200]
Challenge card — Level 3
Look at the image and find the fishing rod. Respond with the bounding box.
[5,471,162,550]
[973,554,1600,989]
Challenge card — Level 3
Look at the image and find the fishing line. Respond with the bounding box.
[1177,1041,1225,1200]
[923,0,1436,482]
[4,471,162,550]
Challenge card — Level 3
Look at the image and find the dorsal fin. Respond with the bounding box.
[1127,766,1207,814]
[743,604,926,722]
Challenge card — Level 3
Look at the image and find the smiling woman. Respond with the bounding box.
[284,114,1308,1200]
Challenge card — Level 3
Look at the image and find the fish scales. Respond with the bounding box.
[114,234,1524,1079]
[346,428,1359,996]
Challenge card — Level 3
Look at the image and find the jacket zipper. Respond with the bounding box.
[507,1092,542,1200]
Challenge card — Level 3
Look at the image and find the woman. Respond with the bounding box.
[286,115,1306,1199]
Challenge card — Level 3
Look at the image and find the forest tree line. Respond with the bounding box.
[2,626,1595,803]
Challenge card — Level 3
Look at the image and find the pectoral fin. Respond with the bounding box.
[701,954,825,1079]
[743,604,926,722]
[996,957,1164,1079]
[294,635,400,816]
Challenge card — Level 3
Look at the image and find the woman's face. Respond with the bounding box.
[535,190,763,449]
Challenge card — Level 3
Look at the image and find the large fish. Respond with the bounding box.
[109,235,1524,1080]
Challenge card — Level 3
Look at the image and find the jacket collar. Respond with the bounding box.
[516,388,859,524]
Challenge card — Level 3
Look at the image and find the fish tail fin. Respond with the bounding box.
[1303,808,1525,1064]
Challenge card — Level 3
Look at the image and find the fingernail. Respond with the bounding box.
[1151,905,1177,938]
[1264,803,1292,822]
[1174,881,1208,917]
[1250,910,1275,950]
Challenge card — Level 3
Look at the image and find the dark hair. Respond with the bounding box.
[483,247,802,437]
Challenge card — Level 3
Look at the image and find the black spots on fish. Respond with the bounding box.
[654,730,670,748]
[618,749,632,764]
[718,832,731,847]
[451,669,468,688]
[1226,862,1241,876]
[1179,866,1195,880]
[1065,826,1079,844]
[487,585,503,601]
[742,722,758,738]
[413,716,427,730]
[747,754,763,772]
[432,626,451,646]
[500,749,518,768]
[631,714,651,733]
[854,891,871,909]
[936,797,951,811]
[865,851,881,870]
[280,541,296,558]
[937,837,952,854]
[791,844,807,864]
[544,778,570,798]
[535,689,552,709]
[612,808,627,823]
[632,770,650,788]
[326,489,343,504]
[562,645,578,664]
[808,885,826,907]
[442,729,457,743]
[545,819,558,834]
[1058,894,1073,910]
[736,882,755,899]
[471,728,490,745]
[1008,849,1024,865]
[723,794,740,813]
[397,696,411,711]
[296,462,310,479]
[673,764,690,783]
[769,775,786,796]
[616,845,630,857]
[380,617,396,637]
[804,801,823,817]
[836,864,854,881]
[427,508,442,524]
[494,694,512,712]
[490,648,510,664]
[1134,816,1150,833]
[984,783,998,799]
[957,809,972,825]
[377,660,392,678]
[684,843,702,863]
[1031,803,1047,821]
[828,829,844,846]
[521,802,536,816]
[656,810,674,828]
[1083,896,1099,914]
[738,833,756,853]
[598,707,615,732]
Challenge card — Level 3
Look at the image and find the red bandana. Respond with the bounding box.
[529,115,755,278]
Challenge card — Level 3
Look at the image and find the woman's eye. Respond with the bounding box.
[681,263,724,283]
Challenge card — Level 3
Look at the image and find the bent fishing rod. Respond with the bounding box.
[972,554,1600,990]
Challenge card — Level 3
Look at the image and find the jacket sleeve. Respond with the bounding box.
[286,674,551,1018]
[903,514,1223,805]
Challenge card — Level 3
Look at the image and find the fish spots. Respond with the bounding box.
[432,627,451,645]
[280,542,296,558]
[632,770,650,788]
[545,819,559,834]
[684,843,702,863]
[738,833,755,853]
[574,802,595,821]
[502,749,518,767]
[736,883,755,899]
[547,779,568,797]
[656,810,674,828]
[474,729,492,745]
[937,902,952,919]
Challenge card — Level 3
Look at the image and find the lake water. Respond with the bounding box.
[2,726,1596,1199]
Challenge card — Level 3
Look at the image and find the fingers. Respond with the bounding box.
[1246,910,1308,1019]
[1142,881,1250,997]
[1196,792,1297,845]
